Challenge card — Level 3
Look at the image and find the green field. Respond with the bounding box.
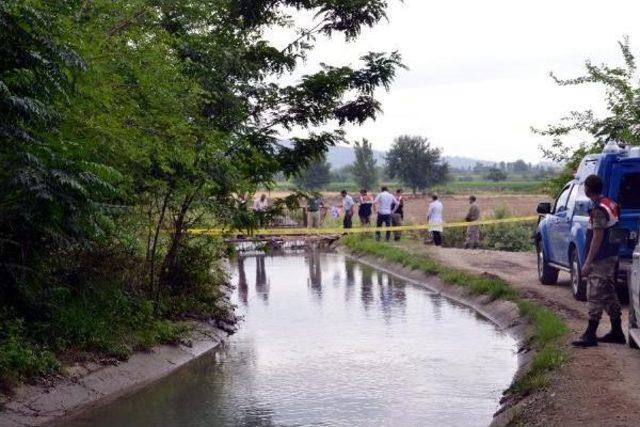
[274,179,544,194]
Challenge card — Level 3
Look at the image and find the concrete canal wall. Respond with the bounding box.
[0,323,227,427]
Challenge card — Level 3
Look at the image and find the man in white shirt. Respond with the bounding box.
[340,190,355,229]
[373,186,396,241]
[427,193,444,246]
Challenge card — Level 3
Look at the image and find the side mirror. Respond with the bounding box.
[537,202,552,215]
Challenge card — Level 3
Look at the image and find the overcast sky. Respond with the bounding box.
[273,0,640,162]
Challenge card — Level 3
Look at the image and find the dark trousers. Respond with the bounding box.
[375,214,392,241]
[343,212,353,229]
[432,231,442,246]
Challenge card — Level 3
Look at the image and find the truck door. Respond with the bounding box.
[609,162,640,259]
[548,184,573,265]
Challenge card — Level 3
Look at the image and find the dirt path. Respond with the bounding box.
[402,243,640,427]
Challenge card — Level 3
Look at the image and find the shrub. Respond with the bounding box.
[158,236,232,321]
[0,317,59,389]
[441,204,534,252]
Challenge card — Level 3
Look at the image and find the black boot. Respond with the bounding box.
[572,320,599,347]
[598,318,626,344]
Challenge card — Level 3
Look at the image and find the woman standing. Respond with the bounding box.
[358,189,373,225]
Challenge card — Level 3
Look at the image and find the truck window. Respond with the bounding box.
[554,185,572,213]
[619,173,640,210]
[566,184,579,214]
[572,184,590,216]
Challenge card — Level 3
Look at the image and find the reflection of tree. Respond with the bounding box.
[379,274,393,322]
[237,256,248,305]
[344,259,356,302]
[391,277,407,311]
[238,406,277,427]
[430,294,444,321]
[307,248,322,298]
[361,266,374,310]
[255,255,269,302]
[345,259,356,285]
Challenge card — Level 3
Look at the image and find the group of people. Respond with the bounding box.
[248,189,483,249]
[337,188,482,248]
[339,187,405,241]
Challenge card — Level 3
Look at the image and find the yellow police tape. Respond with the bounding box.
[190,215,540,237]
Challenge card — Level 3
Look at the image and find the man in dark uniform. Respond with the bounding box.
[573,174,625,347]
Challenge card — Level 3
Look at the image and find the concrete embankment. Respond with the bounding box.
[0,323,227,427]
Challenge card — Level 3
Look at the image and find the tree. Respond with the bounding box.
[512,159,529,173]
[351,139,378,189]
[0,0,405,384]
[385,135,449,193]
[294,158,332,190]
[534,37,640,194]
[485,167,508,182]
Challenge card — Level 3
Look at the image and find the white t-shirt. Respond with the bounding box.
[342,195,355,212]
[374,191,396,215]
[427,200,444,231]
[253,199,268,211]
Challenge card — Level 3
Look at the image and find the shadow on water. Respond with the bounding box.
[64,247,518,427]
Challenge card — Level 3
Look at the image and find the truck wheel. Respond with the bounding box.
[570,250,587,301]
[537,243,558,285]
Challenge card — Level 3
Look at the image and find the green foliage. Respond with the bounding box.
[536,37,640,195]
[385,135,449,193]
[0,317,59,389]
[479,205,535,252]
[440,206,534,252]
[294,157,332,190]
[0,0,403,389]
[351,139,378,189]
[485,167,508,182]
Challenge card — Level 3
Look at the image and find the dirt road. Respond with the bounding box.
[404,243,640,427]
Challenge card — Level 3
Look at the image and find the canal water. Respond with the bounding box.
[65,249,518,427]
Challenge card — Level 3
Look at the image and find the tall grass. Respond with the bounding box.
[343,234,568,397]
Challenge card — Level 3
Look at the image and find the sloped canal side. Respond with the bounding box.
[63,249,518,427]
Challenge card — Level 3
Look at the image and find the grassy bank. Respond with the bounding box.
[342,235,568,398]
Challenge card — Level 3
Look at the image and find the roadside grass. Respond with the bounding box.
[342,234,568,398]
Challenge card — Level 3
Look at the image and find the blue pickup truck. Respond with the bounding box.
[535,141,640,301]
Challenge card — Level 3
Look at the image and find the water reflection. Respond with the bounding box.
[65,251,517,427]
[255,255,269,302]
[237,256,248,306]
[306,248,322,298]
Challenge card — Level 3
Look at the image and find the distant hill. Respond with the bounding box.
[325,145,536,170]
[326,145,385,169]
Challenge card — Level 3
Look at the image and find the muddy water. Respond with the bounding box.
[66,249,517,427]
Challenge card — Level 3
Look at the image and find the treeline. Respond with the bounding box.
[0,0,401,387]
[296,135,449,193]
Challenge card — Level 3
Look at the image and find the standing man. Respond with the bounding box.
[307,193,324,228]
[573,175,624,347]
[358,189,373,225]
[373,186,395,241]
[253,193,269,227]
[253,194,268,212]
[464,195,481,249]
[340,190,355,229]
[391,189,404,241]
[427,193,444,246]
